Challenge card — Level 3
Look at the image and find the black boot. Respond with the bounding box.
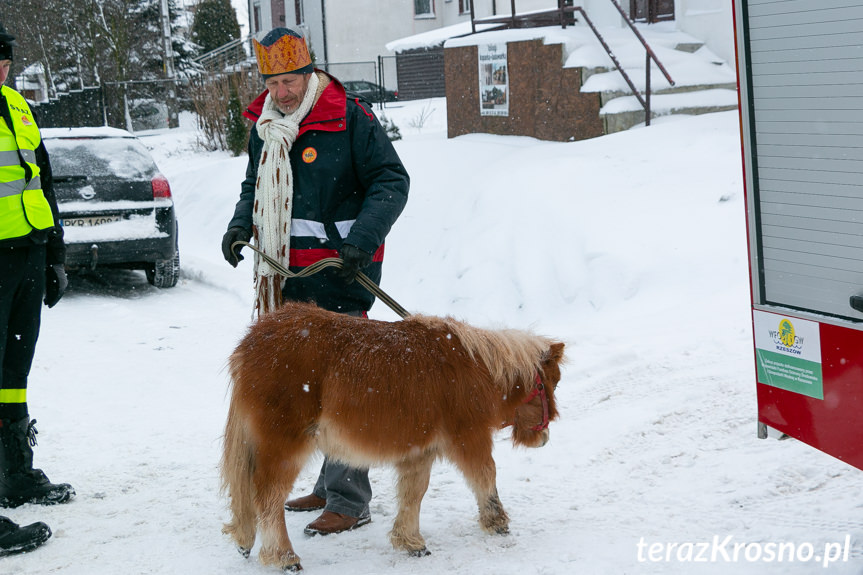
[0,515,51,557]
[0,418,75,508]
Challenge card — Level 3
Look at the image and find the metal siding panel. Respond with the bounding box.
[763,273,858,319]
[763,223,863,251]
[761,213,863,236]
[749,32,863,52]
[748,0,861,18]
[753,83,863,98]
[757,154,863,174]
[758,143,863,162]
[766,252,863,285]
[749,45,863,65]
[753,71,863,89]
[750,21,863,44]
[762,236,863,262]
[760,200,863,223]
[758,166,863,186]
[749,11,863,37]
[760,189,863,210]
[752,59,863,75]
[758,177,862,196]
[753,97,863,111]
[753,119,863,135]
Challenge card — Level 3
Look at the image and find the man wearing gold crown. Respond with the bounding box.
[221,27,409,536]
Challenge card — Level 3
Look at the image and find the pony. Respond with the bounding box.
[220,301,565,571]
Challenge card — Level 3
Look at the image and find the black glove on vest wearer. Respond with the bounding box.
[221,227,252,267]
[336,244,372,285]
[44,265,67,308]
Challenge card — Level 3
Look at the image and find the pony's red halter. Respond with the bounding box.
[525,372,550,432]
[501,371,550,432]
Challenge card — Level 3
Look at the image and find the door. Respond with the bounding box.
[630,0,675,23]
[741,0,863,321]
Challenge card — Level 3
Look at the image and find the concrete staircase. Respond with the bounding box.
[570,28,739,133]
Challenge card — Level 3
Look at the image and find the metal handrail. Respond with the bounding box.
[470,5,578,32]
[194,35,253,70]
[594,0,674,126]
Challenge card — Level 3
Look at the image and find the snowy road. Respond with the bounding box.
[6,107,863,575]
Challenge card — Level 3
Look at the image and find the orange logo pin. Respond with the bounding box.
[302,147,317,163]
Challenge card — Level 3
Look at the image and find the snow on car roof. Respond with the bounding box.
[41,126,137,140]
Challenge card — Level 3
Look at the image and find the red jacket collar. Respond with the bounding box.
[242,71,347,135]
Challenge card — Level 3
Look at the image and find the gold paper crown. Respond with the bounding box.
[253,31,312,76]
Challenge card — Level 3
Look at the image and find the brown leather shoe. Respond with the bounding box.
[284,493,326,512]
[303,511,371,536]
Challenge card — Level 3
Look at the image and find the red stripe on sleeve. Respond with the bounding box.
[289,244,386,267]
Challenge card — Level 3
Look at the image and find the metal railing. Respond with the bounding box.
[469,0,577,31]
[593,0,674,126]
[194,36,253,72]
[470,0,675,127]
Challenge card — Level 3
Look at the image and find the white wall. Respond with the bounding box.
[324,0,417,63]
[582,0,624,28]
[323,0,573,63]
[675,0,734,65]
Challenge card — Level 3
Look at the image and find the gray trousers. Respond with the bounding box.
[308,309,371,518]
[311,458,371,518]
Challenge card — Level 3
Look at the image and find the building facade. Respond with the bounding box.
[246,0,733,85]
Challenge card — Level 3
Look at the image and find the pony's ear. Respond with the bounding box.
[545,342,565,364]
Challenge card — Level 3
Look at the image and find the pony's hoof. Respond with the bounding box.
[237,546,251,559]
[494,526,510,535]
[284,563,303,572]
[408,547,431,557]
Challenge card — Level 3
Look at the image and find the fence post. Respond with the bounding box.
[645,51,651,126]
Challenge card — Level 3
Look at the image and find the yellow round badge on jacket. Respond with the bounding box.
[302,147,317,163]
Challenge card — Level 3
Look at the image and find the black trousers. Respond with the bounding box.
[0,245,46,421]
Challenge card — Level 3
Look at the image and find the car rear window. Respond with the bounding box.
[45,137,158,180]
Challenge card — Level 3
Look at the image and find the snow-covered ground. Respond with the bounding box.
[6,100,863,575]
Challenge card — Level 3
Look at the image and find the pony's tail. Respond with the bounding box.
[220,378,258,553]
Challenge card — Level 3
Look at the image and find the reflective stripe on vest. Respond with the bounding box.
[0,85,54,240]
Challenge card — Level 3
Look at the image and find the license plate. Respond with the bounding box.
[62,215,123,227]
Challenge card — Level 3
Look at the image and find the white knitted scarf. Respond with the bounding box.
[252,72,320,316]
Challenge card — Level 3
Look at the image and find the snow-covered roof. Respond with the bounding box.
[385,21,500,53]
[19,61,44,77]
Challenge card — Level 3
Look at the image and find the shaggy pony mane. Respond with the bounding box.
[406,314,559,392]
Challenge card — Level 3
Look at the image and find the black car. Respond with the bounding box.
[342,80,398,103]
[41,127,180,287]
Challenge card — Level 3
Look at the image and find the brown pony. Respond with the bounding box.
[221,301,565,572]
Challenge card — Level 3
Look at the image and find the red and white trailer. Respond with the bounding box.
[735,0,863,470]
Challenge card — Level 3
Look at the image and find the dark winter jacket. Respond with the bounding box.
[228,71,409,313]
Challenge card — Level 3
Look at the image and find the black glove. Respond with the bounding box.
[44,264,68,308]
[336,244,372,284]
[221,227,252,268]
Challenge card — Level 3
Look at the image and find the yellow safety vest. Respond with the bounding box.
[0,85,54,241]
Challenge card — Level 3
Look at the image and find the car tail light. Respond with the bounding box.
[152,174,172,199]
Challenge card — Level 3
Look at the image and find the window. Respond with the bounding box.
[294,0,304,25]
[253,4,261,33]
[414,0,435,18]
[459,0,471,14]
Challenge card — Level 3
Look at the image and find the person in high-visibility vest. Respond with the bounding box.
[0,22,73,557]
